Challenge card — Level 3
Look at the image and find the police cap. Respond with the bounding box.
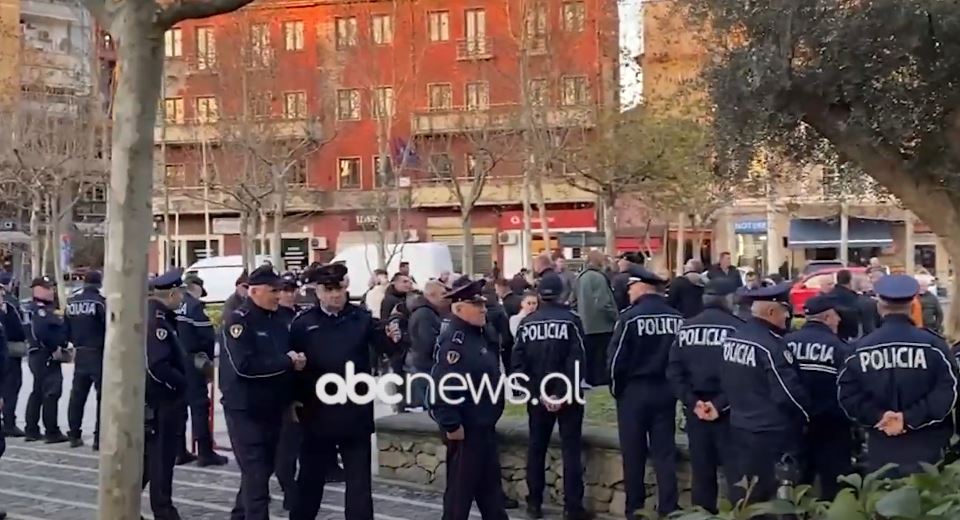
[247,265,282,287]
[0,271,12,286]
[84,270,103,286]
[306,263,348,289]
[235,269,249,287]
[803,294,838,316]
[148,268,183,291]
[742,282,792,302]
[30,275,57,289]
[538,273,564,300]
[626,264,666,286]
[445,276,487,304]
[183,272,208,297]
[280,271,299,290]
[874,274,919,303]
[704,277,737,296]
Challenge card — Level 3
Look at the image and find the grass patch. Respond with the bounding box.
[502,389,618,427]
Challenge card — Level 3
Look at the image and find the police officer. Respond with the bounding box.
[666,278,741,513]
[222,269,249,317]
[838,275,958,477]
[289,263,400,520]
[143,269,188,520]
[0,272,26,438]
[220,265,304,520]
[430,277,508,520]
[274,270,302,511]
[784,294,852,500]
[24,275,68,443]
[607,264,681,517]
[720,283,810,505]
[511,273,589,520]
[174,273,228,467]
[64,271,106,449]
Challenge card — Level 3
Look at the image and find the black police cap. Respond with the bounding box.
[0,272,11,286]
[307,263,348,288]
[874,274,919,303]
[30,275,56,289]
[280,271,299,290]
[235,269,249,287]
[742,282,792,302]
[704,277,737,296]
[804,294,838,315]
[626,264,665,286]
[247,265,282,287]
[445,277,487,304]
[84,271,103,286]
[183,272,207,297]
[538,273,564,300]
[149,268,183,291]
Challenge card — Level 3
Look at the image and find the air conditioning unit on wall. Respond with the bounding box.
[310,236,328,250]
[498,231,518,245]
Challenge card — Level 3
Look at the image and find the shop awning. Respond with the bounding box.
[788,218,893,248]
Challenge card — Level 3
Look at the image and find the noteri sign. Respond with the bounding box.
[734,220,767,234]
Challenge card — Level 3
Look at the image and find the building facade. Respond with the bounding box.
[151,0,619,276]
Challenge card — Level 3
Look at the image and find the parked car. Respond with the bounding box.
[790,267,868,316]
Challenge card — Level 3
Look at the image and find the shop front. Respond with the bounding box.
[734,218,769,273]
[787,217,894,267]
[499,208,597,277]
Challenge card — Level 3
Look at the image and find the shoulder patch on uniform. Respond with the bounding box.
[229,324,244,339]
[452,330,464,345]
[37,309,46,318]
[446,350,461,364]
[156,328,168,341]
[783,349,794,364]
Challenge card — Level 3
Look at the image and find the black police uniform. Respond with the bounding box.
[174,283,221,463]
[25,276,67,442]
[274,272,303,511]
[0,275,26,436]
[430,279,508,520]
[143,269,188,520]
[783,295,853,500]
[720,283,810,505]
[220,266,296,520]
[289,264,395,520]
[607,265,682,516]
[666,279,741,513]
[838,275,958,477]
[510,274,587,518]
[65,276,106,447]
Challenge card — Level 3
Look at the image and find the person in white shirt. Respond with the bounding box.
[509,291,540,338]
[363,269,389,319]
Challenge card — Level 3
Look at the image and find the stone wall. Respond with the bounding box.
[376,413,691,517]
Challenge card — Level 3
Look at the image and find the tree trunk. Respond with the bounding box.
[603,191,616,254]
[675,212,686,276]
[521,162,534,269]
[29,197,41,278]
[461,212,474,277]
[50,188,67,306]
[533,174,551,257]
[97,7,164,518]
[243,209,258,271]
[239,210,250,269]
[258,208,268,262]
[271,175,285,270]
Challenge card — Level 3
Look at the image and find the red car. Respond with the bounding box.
[790,267,868,316]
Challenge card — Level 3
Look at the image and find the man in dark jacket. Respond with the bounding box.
[495,278,522,318]
[917,279,943,333]
[222,270,248,318]
[483,283,513,370]
[404,280,448,408]
[613,252,643,311]
[0,272,25,438]
[667,259,705,318]
[828,269,863,341]
[706,252,743,289]
[380,273,413,378]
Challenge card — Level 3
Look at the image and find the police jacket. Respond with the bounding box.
[607,293,683,398]
[219,300,294,418]
[784,321,852,422]
[511,302,586,400]
[406,296,444,374]
[667,304,742,412]
[828,285,862,342]
[612,272,631,311]
[174,292,215,358]
[484,298,512,355]
[1,293,25,343]
[430,316,505,432]
[65,287,106,351]
[838,314,958,436]
[276,304,297,328]
[146,299,187,405]
[666,272,705,319]
[27,298,67,358]
[720,318,811,432]
[222,291,245,318]
[290,302,394,438]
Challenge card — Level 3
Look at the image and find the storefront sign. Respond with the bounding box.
[499,208,596,231]
[734,220,767,234]
[212,218,241,235]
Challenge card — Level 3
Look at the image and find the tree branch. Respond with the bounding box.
[157,0,256,30]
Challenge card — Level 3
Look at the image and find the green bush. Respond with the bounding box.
[207,303,223,331]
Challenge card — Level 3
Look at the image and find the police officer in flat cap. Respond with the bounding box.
[783,294,852,500]
[143,268,188,520]
[0,272,26,438]
[220,265,305,520]
[511,273,589,519]
[289,262,400,520]
[666,277,742,513]
[608,264,682,517]
[430,277,508,520]
[720,282,810,505]
[64,270,106,450]
[838,275,958,477]
[24,275,68,443]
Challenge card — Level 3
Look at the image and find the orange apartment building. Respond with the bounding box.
[151,0,619,276]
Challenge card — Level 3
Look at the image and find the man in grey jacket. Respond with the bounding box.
[573,250,618,386]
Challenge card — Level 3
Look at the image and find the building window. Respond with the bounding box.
[196,26,216,70]
[288,159,307,185]
[336,89,361,120]
[373,86,394,120]
[528,78,548,106]
[338,157,361,189]
[164,28,182,58]
[465,82,489,110]
[195,96,219,123]
[371,14,393,45]
[283,91,307,119]
[248,91,272,118]
[561,76,588,106]
[429,153,453,179]
[83,185,107,202]
[165,164,186,186]
[373,155,395,187]
[464,9,487,54]
[164,97,184,124]
[562,2,586,32]
[335,17,358,49]
[525,4,547,51]
[283,20,304,51]
[428,84,452,111]
[466,151,492,178]
[427,11,450,42]
[250,23,271,67]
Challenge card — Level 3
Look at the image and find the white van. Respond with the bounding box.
[184,255,274,303]
[332,242,454,299]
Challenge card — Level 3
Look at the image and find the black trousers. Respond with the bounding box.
[225,410,282,520]
[183,361,212,453]
[583,333,612,386]
[526,403,585,513]
[685,410,737,513]
[142,400,183,520]
[275,413,302,507]
[800,419,853,500]
[67,350,102,441]
[442,426,509,520]
[730,426,800,506]
[1,355,22,428]
[615,381,678,516]
[25,353,62,435]
[291,433,372,520]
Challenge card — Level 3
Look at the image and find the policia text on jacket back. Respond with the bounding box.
[64,271,106,449]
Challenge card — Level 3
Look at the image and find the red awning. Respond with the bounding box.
[616,237,663,253]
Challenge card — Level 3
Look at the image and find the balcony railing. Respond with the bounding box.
[456,37,494,60]
[20,0,80,21]
[155,118,323,144]
[410,104,596,135]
